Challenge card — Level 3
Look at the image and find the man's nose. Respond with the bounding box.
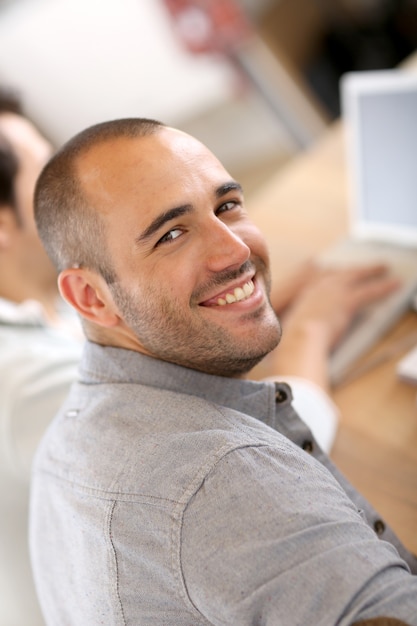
[204,218,250,273]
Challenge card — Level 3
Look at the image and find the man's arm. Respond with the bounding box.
[181,444,417,625]
[268,263,399,389]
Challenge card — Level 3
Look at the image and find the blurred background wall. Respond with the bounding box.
[0,0,415,197]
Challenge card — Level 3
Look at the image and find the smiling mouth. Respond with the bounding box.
[217,279,255,306]
[211,279,255,306]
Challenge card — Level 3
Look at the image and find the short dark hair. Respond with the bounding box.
[0,86,23,216]
[34,117,165,281]
[0,132,18,210]
[0,86,23,116]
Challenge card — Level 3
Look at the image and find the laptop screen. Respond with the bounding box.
[341,70,417,246]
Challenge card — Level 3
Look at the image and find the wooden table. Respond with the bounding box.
[246,113,417,556]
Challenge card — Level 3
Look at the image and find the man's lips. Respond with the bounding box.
[200,278,255,307]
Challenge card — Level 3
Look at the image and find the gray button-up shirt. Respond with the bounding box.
[30,342,417,625]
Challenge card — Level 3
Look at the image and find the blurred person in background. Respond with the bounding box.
[0,88,83,626]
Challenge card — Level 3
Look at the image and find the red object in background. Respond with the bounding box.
[162,0,252,54]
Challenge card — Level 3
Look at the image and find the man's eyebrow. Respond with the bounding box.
[216,181,243,198]
[136,205,192,244]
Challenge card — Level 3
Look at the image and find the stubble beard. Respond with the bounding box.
[109,261,281,377]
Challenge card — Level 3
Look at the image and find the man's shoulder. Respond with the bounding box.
[34,379,285,506]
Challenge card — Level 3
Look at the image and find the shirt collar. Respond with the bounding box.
[79,341,281,427]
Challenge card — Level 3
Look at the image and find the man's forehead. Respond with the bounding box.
[80,127,210,165]
[74,127,233,226]
[77,127,225,192]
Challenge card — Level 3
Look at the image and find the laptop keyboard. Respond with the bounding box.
[318,239,417,385]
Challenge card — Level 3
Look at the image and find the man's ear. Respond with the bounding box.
[58,268,120,328]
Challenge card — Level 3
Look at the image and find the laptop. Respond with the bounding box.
[318,69,417,385]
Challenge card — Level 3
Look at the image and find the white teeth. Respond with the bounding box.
[216,280,254,306]
[234,287,245,301]
[243,282,254,297]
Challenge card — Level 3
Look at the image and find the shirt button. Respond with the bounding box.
[374,519,385,535]
[275,388,288,403]
[302,440,314,453]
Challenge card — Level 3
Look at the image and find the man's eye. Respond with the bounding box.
[217,200,238,214]
[157,228,183,245]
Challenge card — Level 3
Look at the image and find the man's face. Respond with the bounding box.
[80,127,281,376]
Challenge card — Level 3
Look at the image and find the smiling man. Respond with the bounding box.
[48,122,280,376]
[30,119,417,626]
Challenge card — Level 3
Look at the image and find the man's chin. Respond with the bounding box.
[193,335,281,378]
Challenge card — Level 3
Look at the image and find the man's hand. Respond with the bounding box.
[266,263,400,390]
[280,263,400,351]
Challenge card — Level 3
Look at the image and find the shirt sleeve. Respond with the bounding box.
[263,375,339,453]
[181,444,417,626]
